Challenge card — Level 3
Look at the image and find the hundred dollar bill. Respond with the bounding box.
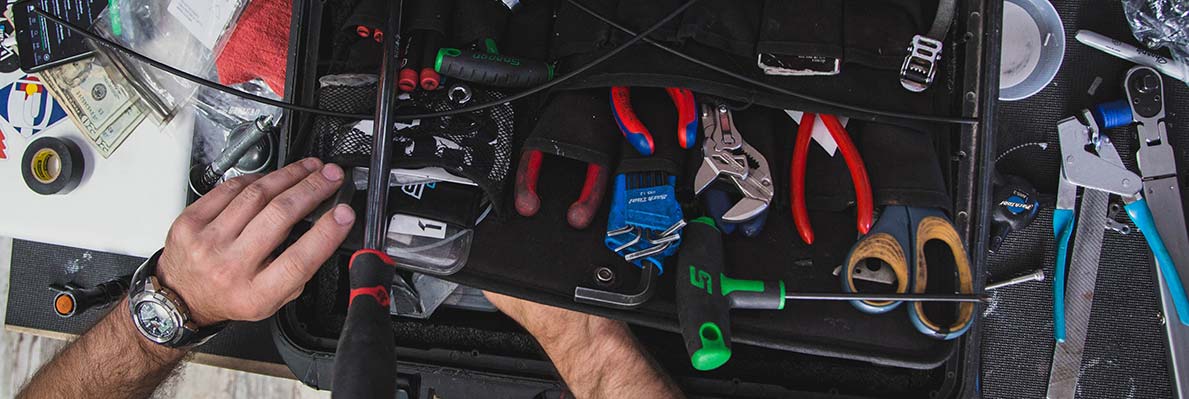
[39,58,149,158]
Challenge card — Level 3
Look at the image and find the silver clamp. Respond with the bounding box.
[900,35,943,92]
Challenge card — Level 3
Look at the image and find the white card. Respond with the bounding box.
[168,0,240,50]
[388,214,448,239]
[784,110,849,157]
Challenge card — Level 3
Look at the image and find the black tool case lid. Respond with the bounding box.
[276,0,998,396]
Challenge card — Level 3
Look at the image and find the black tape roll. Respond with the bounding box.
[22,137,84,195]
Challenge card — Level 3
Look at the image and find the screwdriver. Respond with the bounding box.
[676,218,985,371]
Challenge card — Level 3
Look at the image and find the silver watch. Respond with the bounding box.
[128,249,225,348]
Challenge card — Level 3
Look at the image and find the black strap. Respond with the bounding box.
[926,0,957,40]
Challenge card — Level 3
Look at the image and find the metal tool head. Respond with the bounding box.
[694,104,774,222]
[1057,110,1143,200]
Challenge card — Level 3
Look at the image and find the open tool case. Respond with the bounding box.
[273,0,999,396]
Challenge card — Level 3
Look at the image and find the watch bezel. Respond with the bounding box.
[129,278,189,344]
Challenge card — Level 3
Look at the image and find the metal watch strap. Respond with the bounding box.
[129,248,226,348]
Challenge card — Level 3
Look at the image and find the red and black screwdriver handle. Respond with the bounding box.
[334,250,398,397]
[332,0,402,396]
[676,218,785,371]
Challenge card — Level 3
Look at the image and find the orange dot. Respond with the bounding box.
[54,294,74,316]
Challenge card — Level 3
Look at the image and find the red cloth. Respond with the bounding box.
[216,0,292,97]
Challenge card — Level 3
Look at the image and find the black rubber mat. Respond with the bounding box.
[981,0,1189,397]
[4,239,284,365]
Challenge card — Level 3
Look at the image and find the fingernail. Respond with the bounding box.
[302,158,321,172]
[333,204,355,225]
[321,163,343,181]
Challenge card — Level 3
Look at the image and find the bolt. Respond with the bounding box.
[986,269,1045,290]
[594,267,615,285]
[1122,178,1130,188]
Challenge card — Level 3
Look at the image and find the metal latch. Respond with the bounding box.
[900,35,943,92]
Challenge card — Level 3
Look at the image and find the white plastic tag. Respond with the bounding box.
[389,214,448,239]
[168,0,240,49]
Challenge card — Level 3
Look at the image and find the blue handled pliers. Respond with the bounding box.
[1054,111,1189,342]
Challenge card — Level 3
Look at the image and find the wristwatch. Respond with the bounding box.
[128,249,225,348]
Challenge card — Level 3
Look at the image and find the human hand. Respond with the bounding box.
[158,158,355,326]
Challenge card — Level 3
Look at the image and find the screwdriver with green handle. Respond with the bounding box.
[676,217,989,371]
[676,217,785,371]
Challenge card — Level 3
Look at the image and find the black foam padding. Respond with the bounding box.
[980,0,1189,397]
[5,240,283,365]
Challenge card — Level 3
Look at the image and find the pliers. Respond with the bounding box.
[790,113,873,245]
[693,104,774,222]
[610,86,698,156]
[1054,110,1189,337]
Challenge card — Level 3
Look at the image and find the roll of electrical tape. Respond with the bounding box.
[22,137,85,195]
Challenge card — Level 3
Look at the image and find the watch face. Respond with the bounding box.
[136,301,177,339]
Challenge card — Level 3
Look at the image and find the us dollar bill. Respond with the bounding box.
[39,58,149,158]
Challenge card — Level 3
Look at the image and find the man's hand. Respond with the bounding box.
[484,292,685,399]
[19,158,356,399]
[159,157,355,326]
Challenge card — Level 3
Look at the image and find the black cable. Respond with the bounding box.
[33,0,701,121]
[564,0,980,125]
[31,9,372,119]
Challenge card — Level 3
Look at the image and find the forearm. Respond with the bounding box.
[525,313,684,399]
[19,298,187,399]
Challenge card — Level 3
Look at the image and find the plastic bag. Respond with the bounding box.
[191,79,283,182]
[92,0,249,121]
[1123,0,1189,85]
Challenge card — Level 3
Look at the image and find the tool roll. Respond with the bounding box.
[295,0,973,368]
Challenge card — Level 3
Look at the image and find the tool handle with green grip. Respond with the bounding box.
[676,218,733,371]
[434,48,553,87]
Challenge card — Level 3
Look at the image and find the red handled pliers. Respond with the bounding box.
[791,113,873,244]
[610,86,698,156]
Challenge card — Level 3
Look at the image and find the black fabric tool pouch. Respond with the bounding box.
[405,0,452,35]
[552,0,617,60]
[841,0,931,71]
[306,75,515,217]
[672,1,763,60]
[854,121,952,212]
[450,0,510,46]
[755,0,844,75]
[522,89,621,171]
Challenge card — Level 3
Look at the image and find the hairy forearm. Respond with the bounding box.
[18,298,187,399]
[527,314,684,399]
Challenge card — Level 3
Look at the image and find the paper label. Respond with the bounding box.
[389,214,448,239]
[784,110,848,157]
[168,0,239,49]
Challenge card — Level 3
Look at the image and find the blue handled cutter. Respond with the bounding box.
[1054,110,1189,341]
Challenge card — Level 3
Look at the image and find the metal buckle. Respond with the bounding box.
[900,35,943,92]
